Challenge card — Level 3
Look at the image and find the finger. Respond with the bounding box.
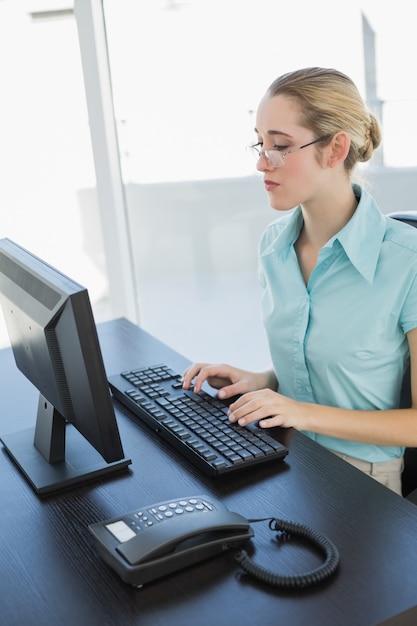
[228,390,264,411]
[228,398,261,425]
[193,364,231,393]
[240,411,282,428]
[228,393,277,425]
[191,365,218,393]
[181,363,207,389]
[258,416,283,428]
[217,380,247,400]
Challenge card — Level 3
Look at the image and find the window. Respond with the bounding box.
[0,2,103,347]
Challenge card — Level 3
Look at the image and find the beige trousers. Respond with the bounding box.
[331,451,404,496]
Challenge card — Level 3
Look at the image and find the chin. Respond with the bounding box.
[269,201,296,213]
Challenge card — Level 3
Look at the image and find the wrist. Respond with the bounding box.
[261,368,278,391]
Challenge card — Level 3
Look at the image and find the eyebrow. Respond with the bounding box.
[254,128,293,138]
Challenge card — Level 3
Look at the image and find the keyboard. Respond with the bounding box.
[108,364,288,477]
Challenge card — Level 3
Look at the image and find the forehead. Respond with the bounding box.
[255,94,305,137]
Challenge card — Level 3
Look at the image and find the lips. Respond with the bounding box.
[264,179,279,191]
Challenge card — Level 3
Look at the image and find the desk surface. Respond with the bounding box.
[1,317,417,626]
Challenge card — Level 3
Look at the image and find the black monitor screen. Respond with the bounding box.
[0,238,131,494]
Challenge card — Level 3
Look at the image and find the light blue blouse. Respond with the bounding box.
[258,185,417,462]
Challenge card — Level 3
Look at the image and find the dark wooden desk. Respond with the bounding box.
[1,317,417,626]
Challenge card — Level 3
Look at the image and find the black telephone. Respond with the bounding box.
[89,495,340,589]
[88,495,253,587]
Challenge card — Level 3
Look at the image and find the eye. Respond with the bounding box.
[274,144,289,152]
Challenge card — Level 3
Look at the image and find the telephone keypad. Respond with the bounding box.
[106,496,217,541]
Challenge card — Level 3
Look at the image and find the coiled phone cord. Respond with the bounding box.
[234,517,340,589]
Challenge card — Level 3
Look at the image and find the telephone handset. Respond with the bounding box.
[89,495,254,587]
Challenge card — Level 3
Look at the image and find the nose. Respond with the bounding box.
[256,152,273,173]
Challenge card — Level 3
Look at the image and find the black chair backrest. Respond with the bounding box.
[388,211,417,227]
[388,211,417,408]
[388,212,417,498]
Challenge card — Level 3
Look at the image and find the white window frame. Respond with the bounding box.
[74,0,139,322]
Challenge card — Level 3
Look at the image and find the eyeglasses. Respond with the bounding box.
[249,135,330,168]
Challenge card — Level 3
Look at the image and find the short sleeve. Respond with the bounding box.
[401,272,417,334]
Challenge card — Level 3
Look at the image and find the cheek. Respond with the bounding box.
[286,158,322,192]
[288,155,318,177]
[267,164,318,210]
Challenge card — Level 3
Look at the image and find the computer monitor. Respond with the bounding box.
[0,238,131,495]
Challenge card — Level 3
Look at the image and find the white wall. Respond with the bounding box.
[78,167,417,281]
[365,167,417,214]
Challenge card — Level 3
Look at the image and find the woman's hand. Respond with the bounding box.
[182,363,277,400]
[228,388,307,430]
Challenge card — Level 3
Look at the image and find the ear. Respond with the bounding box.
[326,131,350,168]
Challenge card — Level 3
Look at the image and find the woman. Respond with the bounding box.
[182,67,417,495]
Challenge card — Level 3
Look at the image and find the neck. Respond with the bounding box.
[300,183,358,249]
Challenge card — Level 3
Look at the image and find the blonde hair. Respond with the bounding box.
[266,67,382,172]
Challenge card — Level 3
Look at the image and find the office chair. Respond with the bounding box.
[388,211,417,503]
[398,366,417,503]
[388,211,417,228]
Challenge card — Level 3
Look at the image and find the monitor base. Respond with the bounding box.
[1,424,131,495]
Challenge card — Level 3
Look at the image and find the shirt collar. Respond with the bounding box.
[263,184,386,284]
[324,184,386,283]
[267,207,304,257]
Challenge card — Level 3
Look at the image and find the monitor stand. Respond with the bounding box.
[0,397,131,495]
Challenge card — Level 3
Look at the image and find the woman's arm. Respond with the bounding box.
[227,327,417,448]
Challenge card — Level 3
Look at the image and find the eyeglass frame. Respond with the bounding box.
[249,134,331,168]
